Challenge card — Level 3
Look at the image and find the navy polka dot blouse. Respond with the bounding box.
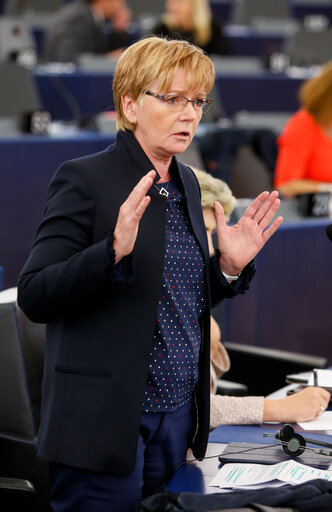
[142,178,207,412]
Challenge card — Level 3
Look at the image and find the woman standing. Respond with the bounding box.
[18,37,282,511]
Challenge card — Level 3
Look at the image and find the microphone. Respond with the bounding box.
[327,224,332,242]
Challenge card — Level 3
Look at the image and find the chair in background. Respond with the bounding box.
[0,299,50,511]
[195,125,276,198]
[4,0,63,15]
[233,111,291,135]
[230,0,292,25]
[0,61,42,136]
[177,139,205,171]
[126,0,164,34]
[229,143,273,198]
[0,62,40,117]
[0,477,36,510]
[222,341,328,396]
[126,0,164,21]
[282,27,332,67]
[0,17,36,61]
[229,0,299,35]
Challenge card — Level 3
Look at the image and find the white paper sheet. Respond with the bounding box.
[298,411,332,431]
[210,459,332,489]
[307,369,332,389]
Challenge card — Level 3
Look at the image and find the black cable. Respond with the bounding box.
[46,74,83,125]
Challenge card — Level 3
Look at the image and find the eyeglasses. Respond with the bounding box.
[145,91,213,113]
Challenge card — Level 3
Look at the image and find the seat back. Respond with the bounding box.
[223,341,328,396]
[4,0,63,15]
[230,144,273,198]
[0,297,50,511]
[0,17,36,60]
[195,125,276,197]
[15,304,45,434]
[283,28,332,66]
[230,0,291,25]
[0,302,35,439]
[0,62,40,118]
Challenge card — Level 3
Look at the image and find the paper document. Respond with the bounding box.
[298,410,332,431]
[210,459,332,489]
[307,369,332,389]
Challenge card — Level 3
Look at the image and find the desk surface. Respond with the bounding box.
[168,421,332,494]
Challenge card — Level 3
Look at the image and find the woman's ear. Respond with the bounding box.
[121,94,137,124]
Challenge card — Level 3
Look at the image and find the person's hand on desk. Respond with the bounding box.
[263,387,330,423]
[215,191,283,277]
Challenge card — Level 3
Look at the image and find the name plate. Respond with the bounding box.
[298,192,332,217]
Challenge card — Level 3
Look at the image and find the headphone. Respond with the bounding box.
[264,424,332,457]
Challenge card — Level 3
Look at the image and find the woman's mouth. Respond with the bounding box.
[174,131,190,138]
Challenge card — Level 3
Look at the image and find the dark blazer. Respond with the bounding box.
[18,130,253,476]
[44,0,108,62]
[44,0,132,63]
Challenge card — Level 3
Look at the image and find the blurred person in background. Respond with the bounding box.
[152,0,230,56]
[193,168,330,427]
[274,61,332,198]
[44,0,133,63]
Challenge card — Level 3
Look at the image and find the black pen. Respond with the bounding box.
[313,369,318,387]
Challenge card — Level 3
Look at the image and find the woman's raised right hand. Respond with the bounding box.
[113,170,156,264]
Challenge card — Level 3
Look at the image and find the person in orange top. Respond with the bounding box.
[274,61,332,198]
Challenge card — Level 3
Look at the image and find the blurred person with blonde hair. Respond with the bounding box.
[274,61,332,197]
[152,0,230,55]
[193,168,330,428]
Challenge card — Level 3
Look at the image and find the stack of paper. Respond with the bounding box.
[307,369,332,389]
[210,460,332,490]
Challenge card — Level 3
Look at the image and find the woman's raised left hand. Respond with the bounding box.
[215,191,283,276]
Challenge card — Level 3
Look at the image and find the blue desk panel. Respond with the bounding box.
[226,32,284,57]
[34,69,115,121]
[0,132,114,288]
[33,69,303,120]
[219,218,332,363]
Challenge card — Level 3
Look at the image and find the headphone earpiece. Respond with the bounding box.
[276,424,295,443]
[275,424,306,456]
[273,424,332,457]
[282,433,306,456]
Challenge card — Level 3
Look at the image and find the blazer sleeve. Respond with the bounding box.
[17,161,125,323]
[209,252,255,309]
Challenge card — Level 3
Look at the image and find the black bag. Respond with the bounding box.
[139,478,332,512]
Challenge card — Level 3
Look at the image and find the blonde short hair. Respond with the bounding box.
[112,36,215,131]
[192,167,235,221]
[299,60,332,125]
[163,0,213,47]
